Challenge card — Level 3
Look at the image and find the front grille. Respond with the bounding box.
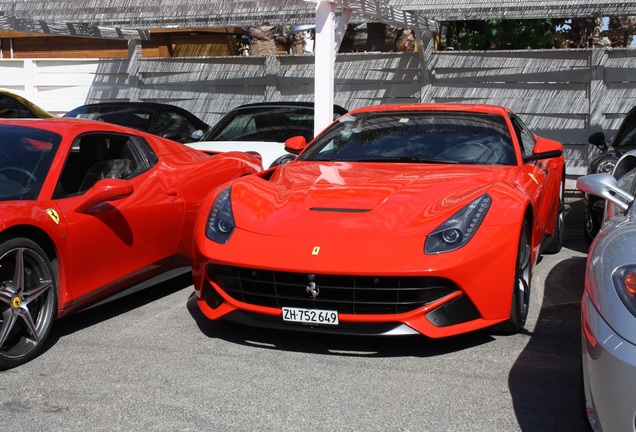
[207,265,458,314]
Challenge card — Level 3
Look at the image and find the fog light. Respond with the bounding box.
[203,281,224,309]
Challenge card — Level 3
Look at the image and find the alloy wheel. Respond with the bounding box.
[0,238,56,369]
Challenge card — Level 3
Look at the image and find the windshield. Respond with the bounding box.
[0,125,61,200]
[204,106,338,142]
[297,111,516,165]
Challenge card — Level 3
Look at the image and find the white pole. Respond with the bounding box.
[314,1,336,138]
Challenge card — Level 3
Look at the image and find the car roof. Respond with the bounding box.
[67,101,197,115]
[70,101,187,109]
[344,103,513,116]
[231,102,348,115]
[64,101,209,128]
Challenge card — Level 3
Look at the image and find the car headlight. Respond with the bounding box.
[425,194,491,254]
[206,187,235,244]
[612,265,636,317]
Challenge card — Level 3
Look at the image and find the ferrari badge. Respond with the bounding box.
[46,208,60,225]
[312,246,320,256]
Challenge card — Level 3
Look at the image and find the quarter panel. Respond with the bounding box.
[587,223,636,344]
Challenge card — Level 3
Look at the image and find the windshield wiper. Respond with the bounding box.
[355,156,459,164]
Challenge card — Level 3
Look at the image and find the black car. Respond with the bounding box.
[64,102,209,143]
[201,102,348,142]
[584,105,636,242]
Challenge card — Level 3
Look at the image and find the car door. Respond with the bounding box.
[510,116,557,230]
[52,132,185,304]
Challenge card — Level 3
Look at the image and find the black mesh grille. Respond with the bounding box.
[207,265,458,314]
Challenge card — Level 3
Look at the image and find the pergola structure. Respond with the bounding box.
[2,0,636,131]
[2,1,636,36]
[310,1,437,134]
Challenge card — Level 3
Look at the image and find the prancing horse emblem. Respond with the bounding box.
[306,281,319,299]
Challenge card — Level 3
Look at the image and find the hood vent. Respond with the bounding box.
[309,207,371,213]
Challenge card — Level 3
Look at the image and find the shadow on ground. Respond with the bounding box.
[187,293,495,358]
[509,195,591,431]
[509,257,589,431]
[43,271,193,353]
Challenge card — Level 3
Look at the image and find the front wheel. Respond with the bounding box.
[545,177,565,254]
[0,237,57,370]
[498,219,532,334]
[583,196,602,245]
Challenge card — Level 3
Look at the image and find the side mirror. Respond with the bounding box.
[191,129,205,141]
[524,138,563,162]
[577,173,634,211]
[75,178,134,212]
[588,132,608,152]
[284,136,308,155]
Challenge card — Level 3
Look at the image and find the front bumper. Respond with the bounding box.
[193,222,522,338]
[582,291,636,432]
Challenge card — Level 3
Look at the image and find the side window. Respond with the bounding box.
[0,95,33,118]
[55,133,157,198]
[511,116,536,159]
[216,115,256,140]
[155,111,173,132]
[616,117,636,147]
[156,111,197,141]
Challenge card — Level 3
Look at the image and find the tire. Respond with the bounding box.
[0,237,57,370]
[544,177,564,254]
[583,197,601,245]
[498,219,532,334]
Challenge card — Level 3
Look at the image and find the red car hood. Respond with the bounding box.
[231,162,520,238]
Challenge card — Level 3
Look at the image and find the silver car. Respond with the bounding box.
[577,150,636,431]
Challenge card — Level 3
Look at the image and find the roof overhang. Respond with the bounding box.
[2,1,636,40]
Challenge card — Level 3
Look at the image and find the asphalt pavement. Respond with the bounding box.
[0,193,591,431]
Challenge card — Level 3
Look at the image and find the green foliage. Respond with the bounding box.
[444,19,567,50]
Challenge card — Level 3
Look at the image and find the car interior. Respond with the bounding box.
[56,133,152,198]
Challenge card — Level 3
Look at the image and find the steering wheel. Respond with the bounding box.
[0,167,37,185]
[440,142,490,163]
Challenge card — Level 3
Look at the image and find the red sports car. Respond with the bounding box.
[0,118,261,369]
[192,104,565,338]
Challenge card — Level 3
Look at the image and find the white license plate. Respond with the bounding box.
[282,307,339,326]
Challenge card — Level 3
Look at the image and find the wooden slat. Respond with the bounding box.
[10,36,128,59]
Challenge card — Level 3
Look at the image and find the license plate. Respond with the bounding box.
[282,307,339,326]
